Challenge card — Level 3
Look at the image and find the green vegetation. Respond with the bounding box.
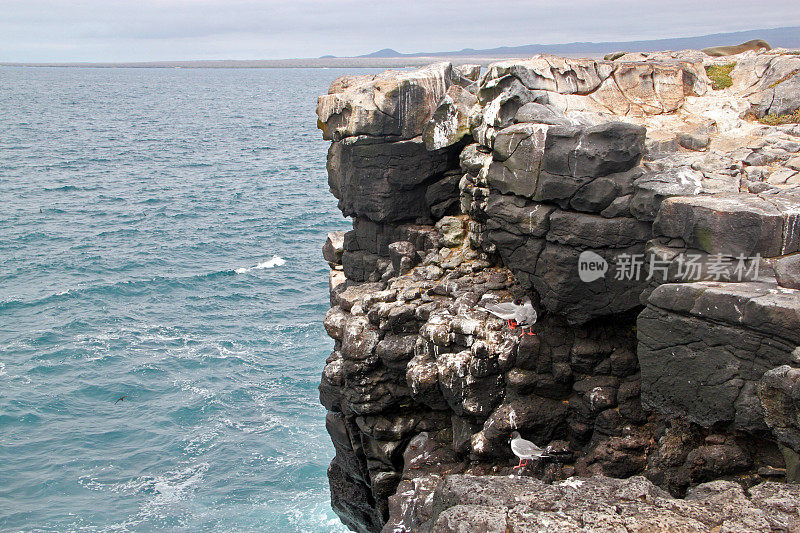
[759,109,800,126]
[705,63,736,90]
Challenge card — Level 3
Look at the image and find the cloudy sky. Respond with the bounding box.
[2,0,799,62]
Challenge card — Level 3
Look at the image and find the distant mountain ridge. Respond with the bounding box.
[357,26,800,58]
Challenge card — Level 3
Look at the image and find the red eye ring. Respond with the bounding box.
[514,299,522,305]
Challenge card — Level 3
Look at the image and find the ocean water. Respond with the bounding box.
[0,67,376,532]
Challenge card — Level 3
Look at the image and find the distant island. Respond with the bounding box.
[353,26,800,58]
[2,26,798,68]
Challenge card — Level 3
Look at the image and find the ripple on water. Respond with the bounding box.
[0,66,367,532]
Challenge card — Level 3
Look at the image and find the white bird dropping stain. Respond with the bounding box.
[509,408,518,429]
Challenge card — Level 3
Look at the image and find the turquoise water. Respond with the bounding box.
[0,67,373,531]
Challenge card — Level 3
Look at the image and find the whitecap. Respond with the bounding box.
[255,256,286,269]
[235,256,286,274]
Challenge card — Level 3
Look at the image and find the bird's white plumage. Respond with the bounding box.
[483,301,520,319]
[483,297,538,326]
[510,432,548,460]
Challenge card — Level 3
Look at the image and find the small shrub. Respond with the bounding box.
[759,109,800,126]
[705,63,736,90]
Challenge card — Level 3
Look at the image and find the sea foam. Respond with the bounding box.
[235,256,286,274]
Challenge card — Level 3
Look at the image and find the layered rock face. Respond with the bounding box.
[317,49,800,533]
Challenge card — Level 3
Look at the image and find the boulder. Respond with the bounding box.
[771,253,800,289]
[483,193,554,237]
[542,122,646,179]
[426,171,462,219]
[653,193,789,257]
[547,210,652,249]
[323,230,346,266]
[478,74,542,130]
[532,243,649,324]
[759,366,800,456]
[743,55,800,118]
[318,62,455,140]
[592,61,685,115]
[677,130,711,151]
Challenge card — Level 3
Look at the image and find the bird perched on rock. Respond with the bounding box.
[510,431,549,470]
[482,297,537,336]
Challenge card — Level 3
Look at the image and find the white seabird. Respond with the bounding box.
[510,431,549,470]
[483,297,537,336]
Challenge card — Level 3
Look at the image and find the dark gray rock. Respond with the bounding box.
[487,123,548,198]
[678,130,711,151]
[532,243,648,324]
[328,136,459,224]
[653,193,787,257]
[684,444,752,483]
[328,458,384,533]
[760,366,800,457]
[426,171,462,219]
[326,412,385,533]
[629,166,704,221]
[375,334,417,371]
[388,241,418,277]
[532,170,593,207]
[770,253,800,289]
[638,285,800,432]
[543,122,646,179]
[342,250,383,282]
[546,210,652,249]
[483,193,553,237]
[600,194,632,218]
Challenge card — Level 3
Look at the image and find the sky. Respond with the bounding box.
[1,0,799,62]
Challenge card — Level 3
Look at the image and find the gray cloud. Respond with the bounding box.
[1,0,798,62]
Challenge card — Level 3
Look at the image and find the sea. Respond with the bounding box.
[0,66,379,532]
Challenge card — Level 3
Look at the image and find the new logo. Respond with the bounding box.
[578,251,608,282]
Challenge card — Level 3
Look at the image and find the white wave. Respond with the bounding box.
[235,255,285,274]
[255,256,286,269]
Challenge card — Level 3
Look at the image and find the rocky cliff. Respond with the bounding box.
[316,48,800,533]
